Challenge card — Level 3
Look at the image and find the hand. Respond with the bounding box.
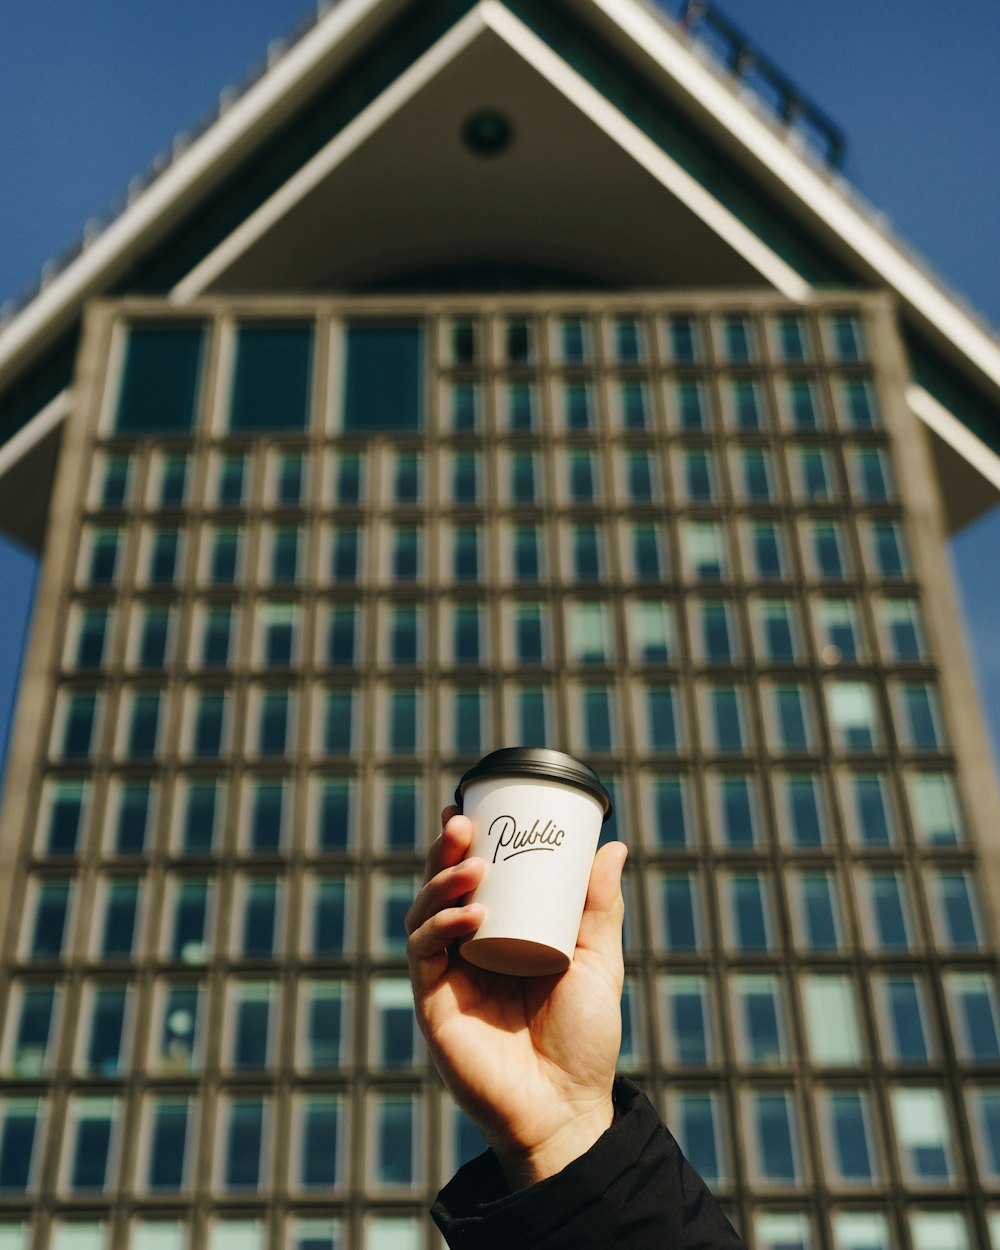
[406,805,628,1189]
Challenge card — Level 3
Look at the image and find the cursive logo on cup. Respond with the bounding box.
[488,814,566,863]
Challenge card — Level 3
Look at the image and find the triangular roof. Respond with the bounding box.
[1,0,998,545]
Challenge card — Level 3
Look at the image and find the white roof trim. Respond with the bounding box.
[0,0,393,388]
[589,0,1000,391]
[908,383,1000,494]
[0,389,72,480]
[173,0,811,303]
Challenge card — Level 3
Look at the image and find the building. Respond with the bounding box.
[1,1,1000,1248]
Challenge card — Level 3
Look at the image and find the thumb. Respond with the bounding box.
[575,840,627,966]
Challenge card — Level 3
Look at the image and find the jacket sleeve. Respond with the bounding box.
[430,1076,747,1250]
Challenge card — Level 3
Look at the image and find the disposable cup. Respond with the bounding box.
[455,747,613,976]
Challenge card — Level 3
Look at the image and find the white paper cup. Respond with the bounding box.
[455,748,613,976]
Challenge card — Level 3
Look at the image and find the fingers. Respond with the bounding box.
[407,902,485,965]
[406,856,486,936]
[575,841,627,969]
[422,808,474,885]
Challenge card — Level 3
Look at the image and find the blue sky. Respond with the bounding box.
[0,0,998,782]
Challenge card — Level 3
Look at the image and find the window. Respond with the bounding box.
[830,1212,892,1250]
[724,873,772,952]
[27,879,73,960]
[731,973,787,1066]
[231,323,312,432]
[507,382,536,431]
[391,524,421,581]
[768,682,815,752]
[877,597,926,660]
[567,448,597,502]
[706,683,747,753]
[143,1097,192,1192]
[325,605,358,666]
[58,689,100,759]
[571,523,604,581]
[208,1222,264,1250]
[646,774,690,848]
[873,974,932,1064]
[730,379,764,429]
[293,1095,345,1192]
[0,1098,43,1193]
[896,682,946,751]
[107,782,156,855]
[908,772,963,845]
[844,771,896,846]
[807,520,848,580]
[929,870,984,950]
[50,1227,109,1250]
[96,878,141,960]
[450,382,480,432]
[753,598,798,662]
[890,1087,955,1184]
[384,777,420,852]
[78,984,130,1077]
[334,452,363,504]
[512,601,546,663]
[567,602,612,665]
[682,448,716,501]
[841,378,880,429]
[384,687,421,754]
[392,451,421,504]
[866,521,909,579]
[642,685,682,753]
[711,774,759,847]
[227,981,275,1071]
[85,527,121,586]
[313,778,354,852]
[373,874,417,956]
[63,1097,120,1192]
[451,317,478,364]
[305,875,351,957]
[653,873,703,952]
[3,982,58,1077]
[256,604,296,667]
[967,1087,1000,1182]
[197,605,232,668]
[614,317,644,361]
[620,381,649,430]
[449,687,486,756]
[744,1089,802,1185]
[827,681,880,751]
[74,606,110,670]
[722,314,754,362]
[778,774,828,847]
[156,454,189,508]
[817,1089,879,1186]
[746,521,786,581]
[267,526,301,584]
[328,526,361,582]
[793,447,834,501]
[166,877,213,963]
[385,604,420,667]
[451,451,479,503]
[910,1213,970,1250]
[668,314,700,362]
[739,448,774,501]
[776,314,809,362]
[368,1092,420,1189]
[41,780,89,856]
[254,688,293,756]
[660,975,714,1066]
[814,599,863,662]
[786,378,822,429]
[506,317,533,363]
[130,1223,186,1250]
[563,381,593,431]
[559,316,587,362]
[509,450,537,503]
[683,522,727,581]
[944,972,1000,1062]
[577,684,616,753]
[754,1214,813,1250]
[511,525,541,582]
[861,870,914,951]
[511,685,552,749]
[190,690,227,758]
[675,380,707,430]
[371,977,421,1070]
[215,453,247,506]
[629,601,674,662]
[829,313,865,362]
[448,603,482,665]
[274,451,305,505]
[791,871,843,951]
[246,779,286,852]
[115,322,204,433]
[452,526,481,582]
[852,447,893,502]
[235,878,281,959]
[146,527,182,587]
[99,454,131,508]
[123,689,162,759]
[630,523,665,581]
[150,982,203,1074]
[299,980,349,1071]
[207,526,242,585]
[218,1096,269,1191]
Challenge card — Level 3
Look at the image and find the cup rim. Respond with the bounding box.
[455,747,613,821]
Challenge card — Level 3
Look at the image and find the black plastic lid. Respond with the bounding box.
[456,747,613,823]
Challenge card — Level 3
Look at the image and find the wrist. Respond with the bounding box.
[492,1096,615,1190]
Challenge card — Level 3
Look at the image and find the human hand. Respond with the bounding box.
[406,805,628,1189]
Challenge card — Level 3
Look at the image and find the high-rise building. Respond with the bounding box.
[1,3,999,1250]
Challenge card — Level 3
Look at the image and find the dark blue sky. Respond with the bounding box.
[1,0,998,779]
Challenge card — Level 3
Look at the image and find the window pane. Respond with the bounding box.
[81,986,129,1076]
[0,1098,42,1193]
[713,774,758,848]
[732,973,786,1066]
[727,874,771,951]
[660,975,713,1066]
[779,774,827,847]
[231,324,312,432]
[116,323,204,433]
[343,323,422,432]
[371,1093,418,1187]
[891,1087,954,1183]
[300,981,348,1071]
[931,870,983,950]
[296,1095,344,1190]
[43,781,89,855]
[30,880,72,959]
[846,772,895,847]
[221,1098,267,1191]
[146,1098,191,1192]
[874,974,932,1064]
[647,775,689,848]
[315,779,353,852]
[747,1090,801,1184]
[803,975,862,1065]
[945,972,1000,1062]
[6,984,57,1076]
[656,874,702,952]
[66,1098,118,1192]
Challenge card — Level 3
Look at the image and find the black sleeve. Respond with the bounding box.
[431,1077,747,1250]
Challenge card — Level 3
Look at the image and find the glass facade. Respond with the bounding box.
[1,295,997,1248]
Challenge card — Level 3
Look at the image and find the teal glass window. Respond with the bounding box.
[722,314,754,362]
[510,450,537,502]
[741,448,773,501]
[632,524,662,581]
[650,775,689,848]
[733,973,786,1065]
[99,880,140,959]
[311,879,349,956]
[621,381,648,429]
[158,455,189,507]
[560,317,587,362]
[564,382,593,430]
[684,448,715,501]
[326,606,357,666]
[88,528,121,586]
[240,882,279,958]
[386,778,419,851]
[451,383,479,432]
[202,606,233,668]
[710,684,745,752]
[507,383,535,431]
[878,598,925,660]
[854,447,893,501]
[573,524,603,581]
[324,691,355,755]
[101,455,131,508]
[812,520,847,579]
[257,690,291,756]
[658,874,700,952]
[827,681,880,751]
[646,686,680,752]
[250,781,285,852]
[749,521,785,580]
[850,772,895,846]
[126,691,161,759]
[568,602,611,665]
[869,521,908,578]
[451,318,477,364]
[138,606,171,669]
[270,527,301,584]
[45,781,88,855]
[626,450,654,501]
[816,599,861,661]
[843,378,879,429]
[392,452,421,504]
[890,1087,954,1183]
[302,981,346,1070]
[82,986,128,1076]
[819,1090,877,1185]
[330,527,359,581]
[629,601,673,663]
[343,322,422,433]
[29,880,71,959]
[514,604,544,663]
[756,598,797,661]
[452,605,481,663]
[453,527,480,581]
[899,682,944,751]
[513,525,541,582]
[875,974,931,1062]
[794,871,842,950]
[700,600,734,662]
[517,687,549,749]
[317,780,353,852]
[569,449,596,502]
[731,379,763,429]
[729,873,771,950]
[830,313,865,362]
[581,684,615,752]
[392,525,420,581]
[684,522,726,580]
[669,315,699,362]
[335,452,363,504]
[787,379,820,429]
[615,318,643,362]
[908,772,963,845]
[231,323,313,432]
[749,1091,800,1183]
[715,774,758,847]
[777,314,808,361]
[218,454,247,506]
[146,1097,191,1191]
[796,448,833,501]
[672,1092,725,1186]
[148,528,180,586]
[946,972,1000,1061]
[865,870,913,950]
[180,781,218,854]
[452,452,479,502]
[62,692,98,759]
[275,452,305,505]
[115,322,204,434]
[230,983,273,1070]
[772,683,812,751]
[389,605,419,666]
[298,1096,343,1190]
[67,1097,119,1191]
[506,318,532,363]
[781,774,826,847]
[453,688,483,755]
[114,782,151,854]
[210,527,241,584]
[932,870,982,950]
[662,975,713,1064]
[192,692,226,758]
[170,880,211,962]
[9,984,57,1076]
[388,688,420,754]
[76,608,109,669]
[222,1098,267,1190]
[676,380,706,430]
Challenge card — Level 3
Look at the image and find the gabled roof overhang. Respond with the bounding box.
[0,0,997,543]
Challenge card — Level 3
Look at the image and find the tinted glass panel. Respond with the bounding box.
[116,324,204,433]
[230,324,313,432]
[343,323,423,432]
